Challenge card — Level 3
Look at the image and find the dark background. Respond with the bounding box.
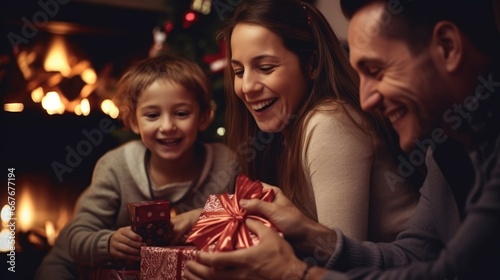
[0,1,169,279]
[0,0,163,213]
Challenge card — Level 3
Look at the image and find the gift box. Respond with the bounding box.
[186,174,281,252]
[127,200,173,246]
[79,262,140,280]
[139,174,281,279]
[140,246,199,280]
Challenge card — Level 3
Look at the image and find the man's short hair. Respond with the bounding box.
[340,0,500,56]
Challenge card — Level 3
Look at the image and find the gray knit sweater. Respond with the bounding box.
[36,140,240,279]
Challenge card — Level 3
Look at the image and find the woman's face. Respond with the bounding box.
[230,23,310,133]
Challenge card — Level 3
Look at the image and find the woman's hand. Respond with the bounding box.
[170,208,203,244]
[109,226,145,262]
[243,183,337,262]
[244,183,314,240]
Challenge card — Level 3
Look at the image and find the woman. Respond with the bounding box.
[220,0,421,242]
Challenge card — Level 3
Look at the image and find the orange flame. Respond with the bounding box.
[43,35,72,77]
[18,190,34,232]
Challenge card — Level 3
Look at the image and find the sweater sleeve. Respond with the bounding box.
[324,162,442,274]
[64,150,124,266]
[321,147,500,279]
[303,107,373,240]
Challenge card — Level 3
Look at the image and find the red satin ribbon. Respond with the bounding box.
[185,174,275,252]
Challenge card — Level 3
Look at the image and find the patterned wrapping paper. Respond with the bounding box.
[78,262,140,280]
[138,195,230,280]
[139,174,281,279]
[127,200,173,246]
[140,246,199,280]
[139,194,259,279]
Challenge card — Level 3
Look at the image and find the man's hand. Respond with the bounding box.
[185,219,308,280]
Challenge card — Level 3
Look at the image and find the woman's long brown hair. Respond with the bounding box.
[219,0,399,220]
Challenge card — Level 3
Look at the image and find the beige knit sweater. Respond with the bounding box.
[302,103,419,242]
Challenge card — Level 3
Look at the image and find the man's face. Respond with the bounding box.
[347,2,451,152]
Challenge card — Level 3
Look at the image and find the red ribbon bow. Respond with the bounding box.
[185,174,275,252]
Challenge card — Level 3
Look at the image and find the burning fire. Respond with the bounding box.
[8,34,119,118]
[0,205,12,252]
[43,35,72,77]
[18,190,35,232]
[6,187,70,248]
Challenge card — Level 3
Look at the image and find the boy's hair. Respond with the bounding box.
[114,54,212,129]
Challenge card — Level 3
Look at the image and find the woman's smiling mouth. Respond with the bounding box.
[251,98,278,112]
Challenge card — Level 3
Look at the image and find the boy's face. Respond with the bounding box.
[132,80,209,162]
[347,2,451,152]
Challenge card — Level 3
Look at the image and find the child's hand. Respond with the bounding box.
[109,226,145,262]
[170,208,203,244]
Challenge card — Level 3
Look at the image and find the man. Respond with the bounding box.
[185,0,500,279]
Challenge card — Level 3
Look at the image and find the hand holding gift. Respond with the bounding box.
[170,208,203,244]
[185,219,304,280]
[184,177,337,280]
[109,226,145,262]
[140,174,289,280]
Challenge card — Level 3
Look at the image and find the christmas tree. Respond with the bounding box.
[151,0,231,142]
